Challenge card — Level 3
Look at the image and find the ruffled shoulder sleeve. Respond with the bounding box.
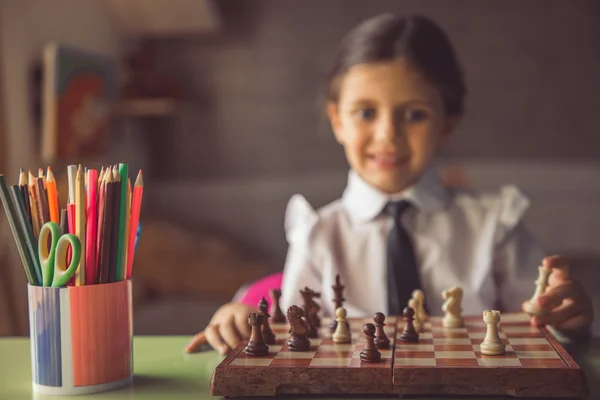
[284,194,319,245]
[494,185,531,243]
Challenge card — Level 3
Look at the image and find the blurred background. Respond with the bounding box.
[0,0,598,337]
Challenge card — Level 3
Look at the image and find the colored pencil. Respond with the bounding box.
[85,169,98,285]
[127,171,143,279]
[46,167,59,223]
[60,208,68,234]
[28,171,40,239]
[9,185,42,285]
[96,171,106,274]
[35,177,50,225]
[99,169,115,284]
[0,175,38,285]
[67,165,77,203]
[121,178,131,281]
[115,163,128,281]
[108,166,121,282]
[65,202,76,286]
[18,169,32,231]
[75,166,86,286]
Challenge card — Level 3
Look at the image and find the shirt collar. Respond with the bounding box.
[341,166,451,221]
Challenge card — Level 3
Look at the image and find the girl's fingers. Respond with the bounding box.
[543,255,570,283]
[185,331,207,353]
[533,300,583,327]
[205,324,229,355]
[220,317,244,350]
[537,282,580,309]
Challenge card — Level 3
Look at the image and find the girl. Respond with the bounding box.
[186,13,593,355]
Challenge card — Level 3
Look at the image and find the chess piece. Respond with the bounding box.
[360,323,381,363]
[244,313,269,356]
[400,307,419,342]
[286,305,311,351]
[300,287,321,338]
[480,310,505,356]
[332,307,351,343]
[523,265,552,316]
[373,312,390,349]
[411,289,428,321]
[408,298,424,333]
[330,274,347,332]
[258,297,276,345]
[269,288,286,323]
[442,286,464,328]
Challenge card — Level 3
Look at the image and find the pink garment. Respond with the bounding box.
[237,272,283,308]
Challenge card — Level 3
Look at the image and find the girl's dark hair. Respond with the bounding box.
[325,14,466,116]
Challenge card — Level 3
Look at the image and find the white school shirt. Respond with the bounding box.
[279,167,545,318]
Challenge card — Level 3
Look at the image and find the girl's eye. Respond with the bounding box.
[357,108,376,121]
[405,109,427,122]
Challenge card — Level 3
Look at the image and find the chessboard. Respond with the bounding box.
[209,313,586,398]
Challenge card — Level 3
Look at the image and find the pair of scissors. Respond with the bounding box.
[38,222,81,287]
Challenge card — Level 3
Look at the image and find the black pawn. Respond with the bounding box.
[269,289,286,323]
[400,307,419,342]
[244,313,269,356]
[360,323,381,363]
[373,312,390,349]
[258,297,276,345]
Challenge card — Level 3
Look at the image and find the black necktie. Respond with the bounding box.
[385,200,422,315]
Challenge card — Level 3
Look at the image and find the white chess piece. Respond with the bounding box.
[332,307,351,343]
[480,310,505,356]
[442,286,464,328]
[523,265,552,316]
[411,289,428,321]
[408,298,424,332]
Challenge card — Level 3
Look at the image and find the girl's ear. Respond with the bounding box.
[327,102,344,144]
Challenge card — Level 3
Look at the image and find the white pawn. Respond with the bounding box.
[442,286,464,328]
[480,310,505,356]
[523,265,552,316]
[411,289,428,321]
[408,298,424,332]
[332,307,351,344]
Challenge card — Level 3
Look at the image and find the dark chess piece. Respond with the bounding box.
[300,287,321,337]
[269,289,286,323]
[258,297,276,345]
[304,307,319,338]
[360,323,381,363]
[244,313,269,356]
[287,305,311,351]
[400,306,419,342]
[373,312,390,349]
[329,274,349,333]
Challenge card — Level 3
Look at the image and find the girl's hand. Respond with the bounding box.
[185,302,256,354]
[524,255,593,338]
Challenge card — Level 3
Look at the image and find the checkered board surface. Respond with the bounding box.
[209,313,586,398]
[229,317,397,368]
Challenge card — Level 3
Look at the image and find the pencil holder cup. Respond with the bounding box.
[27,280,133,395]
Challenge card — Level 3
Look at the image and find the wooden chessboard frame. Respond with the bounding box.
[209,313,587,398]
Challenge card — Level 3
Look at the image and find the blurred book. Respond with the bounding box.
[41,43,117,162]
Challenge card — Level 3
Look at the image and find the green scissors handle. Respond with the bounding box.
[38,222,81,287]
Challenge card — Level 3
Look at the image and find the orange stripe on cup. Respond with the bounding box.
[69,280,131,386]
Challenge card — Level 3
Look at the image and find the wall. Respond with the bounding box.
[150,0,600,181]
[0,0,126,335]
[0,0,126,177]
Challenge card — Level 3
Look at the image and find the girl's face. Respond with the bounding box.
[328,58,456,194]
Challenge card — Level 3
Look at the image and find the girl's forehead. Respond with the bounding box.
[338,58,441,104]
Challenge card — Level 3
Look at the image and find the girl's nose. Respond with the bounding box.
[374,114,400,140]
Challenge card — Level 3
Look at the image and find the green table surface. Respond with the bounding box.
[1,336,600,400]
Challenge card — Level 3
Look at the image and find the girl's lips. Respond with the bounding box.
[368,154,409,168]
